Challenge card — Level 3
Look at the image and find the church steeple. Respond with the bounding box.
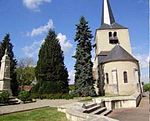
[100,0,126,29]
[101,0,115,25]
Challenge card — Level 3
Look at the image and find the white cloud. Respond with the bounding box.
[23,0,51,11]
[23,33,72,57]
[28,19,54,37]
[68,70,75,84]
[22,39,44,58]
[135,54,149,69]
[57,33,73,53]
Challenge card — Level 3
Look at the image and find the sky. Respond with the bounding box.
[0,0,149,84]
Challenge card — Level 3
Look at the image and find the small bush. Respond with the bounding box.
[143,83,150,92]
[18,91,31,103]
[69,85,75,91]
[0,91,10,104]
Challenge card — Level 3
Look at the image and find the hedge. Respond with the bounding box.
[0,91,10,104]
[31,93,75,100]
[18,91,32,103]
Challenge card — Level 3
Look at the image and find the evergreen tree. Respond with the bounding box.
[0,34,18,96]
[34,30,69,94]
[74,17,96,97]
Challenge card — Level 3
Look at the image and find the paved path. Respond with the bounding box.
[0,99,78,115]
[108,96,149,121]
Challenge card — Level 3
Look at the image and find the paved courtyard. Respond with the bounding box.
[0,96,149,121]
[108,96,149,121]
[0,99,78,115]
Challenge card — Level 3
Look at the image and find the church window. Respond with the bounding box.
[109,32,112,37]
[109,32,119,44]
[113,32,117,37]
[106,73,109,84]
[123,71,128,83]
[112,70,117,84]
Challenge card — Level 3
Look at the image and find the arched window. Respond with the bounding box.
[106,73,109,84]
[109,32,119,44]
[113,32,117,37]
[109,32,112,37]
[134,69,139,83]
[123,71,128,83]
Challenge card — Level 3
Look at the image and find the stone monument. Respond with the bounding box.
[0,49,12,95]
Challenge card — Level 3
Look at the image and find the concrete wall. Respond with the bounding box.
[105,100,136,110]
[103,61,140,95]
[93,93,142,110]
[95,29,132,55]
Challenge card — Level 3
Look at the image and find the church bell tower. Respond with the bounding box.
[93,0,137,95]
[95,0,132,55]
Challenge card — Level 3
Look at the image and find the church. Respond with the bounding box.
[93,0,142,96]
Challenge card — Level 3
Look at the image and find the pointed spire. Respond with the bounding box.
[101,0,115,25]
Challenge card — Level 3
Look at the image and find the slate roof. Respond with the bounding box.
[99,23,127,30]
[99,51,110,56]
[98,45,138,64]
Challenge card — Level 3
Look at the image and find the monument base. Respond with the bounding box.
[0,78,12,96]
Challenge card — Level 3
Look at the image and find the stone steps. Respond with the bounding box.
[83,103,97,109]
[100,109,112,116]
[83,104,101,113]
[8,98,21,105]
[83,103,112,116]
[91,107,106,115]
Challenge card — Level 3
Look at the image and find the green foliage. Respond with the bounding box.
[35,30,69,94]
[18,91,31,103]
[0,91,10,103]
[69,84,75,91]
[0,34,18,96]
[32,81,59,94]
[31,93,74,100]
[143,83,150,92]
[16,67,35,86]
[73,16,96,97]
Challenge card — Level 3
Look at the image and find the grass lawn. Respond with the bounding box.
[0,107,68,121]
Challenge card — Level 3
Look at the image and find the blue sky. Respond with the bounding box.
[0,0,149,84]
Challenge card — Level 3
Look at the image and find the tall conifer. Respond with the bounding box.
[35,30,69,94]
[74,17,96,97]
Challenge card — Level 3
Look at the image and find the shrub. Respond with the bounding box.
[18,91,31,103]
[31,93,74,100]
[69,85,75,91]
[0,91,10,104]
[32,81,59,94]
[143,83,150,92]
